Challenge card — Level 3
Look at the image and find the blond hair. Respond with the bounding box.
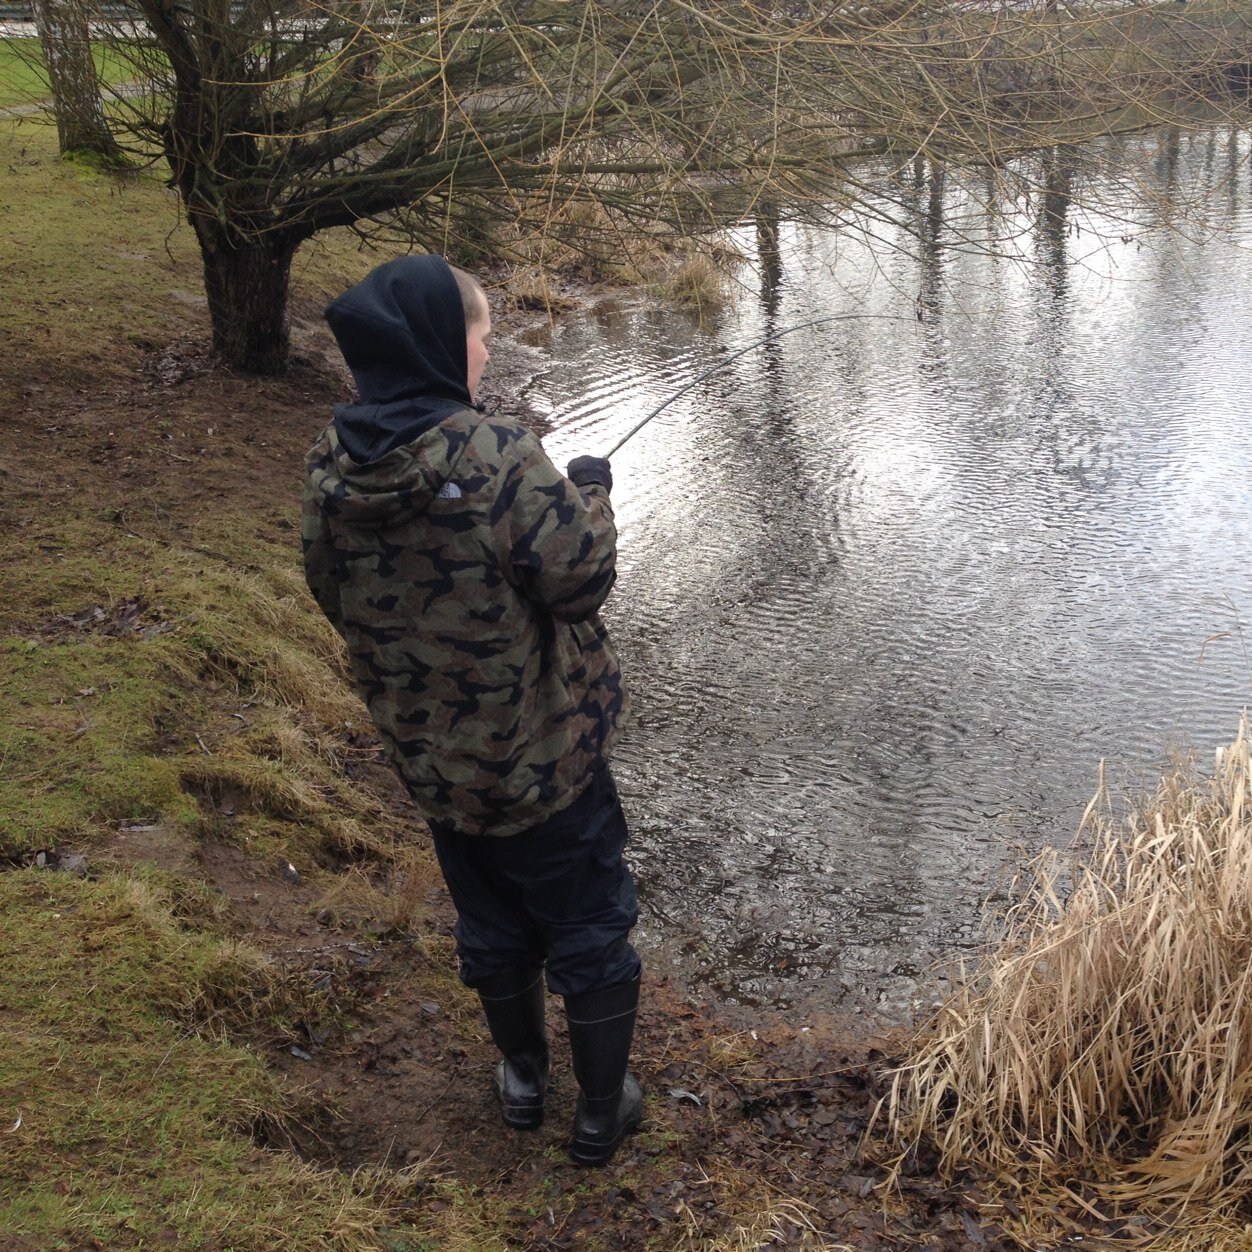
[448,263,488,329]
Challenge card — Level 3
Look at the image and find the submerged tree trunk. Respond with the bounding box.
[31,0,122,162]
[197,228,301,375]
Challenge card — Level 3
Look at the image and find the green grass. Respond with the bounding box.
[0,518,377,862]
[0,177,454,1233]
[0,37,147,109]
[0,632,198,853]
[0,513,468,1250]
[0,870,434,1250]
[0,115,202,391]
[0,492,479,1248]
[0,108,406,860]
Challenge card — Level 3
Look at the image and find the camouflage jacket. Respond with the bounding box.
[302,407,628,837]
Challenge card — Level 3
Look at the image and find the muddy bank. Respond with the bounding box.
[85,813,999,1251]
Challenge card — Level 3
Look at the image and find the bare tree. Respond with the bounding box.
[31,0,123,162]
[93,0,1252,374]
[103,0,866,372]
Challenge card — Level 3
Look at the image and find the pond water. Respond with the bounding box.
[520,131,1252,1020]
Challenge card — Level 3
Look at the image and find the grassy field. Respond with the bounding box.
[0,36,143,109]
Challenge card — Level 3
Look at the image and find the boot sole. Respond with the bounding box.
[502,1108,544,1131]
[494,1064,544,1131]
[568,1111,642,1166]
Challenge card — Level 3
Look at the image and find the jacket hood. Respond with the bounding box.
[305,411,480,529]
[326,254,476,463]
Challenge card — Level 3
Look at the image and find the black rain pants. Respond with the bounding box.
[429,763,641,998]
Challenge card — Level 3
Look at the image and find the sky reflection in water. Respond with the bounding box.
[525,131,1252,1018]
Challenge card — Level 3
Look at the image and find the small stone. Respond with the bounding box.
[290,1046,313,1061]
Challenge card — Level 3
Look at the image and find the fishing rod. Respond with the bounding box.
[602,312,916,459]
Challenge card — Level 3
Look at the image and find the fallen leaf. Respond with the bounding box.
[668,1088,703,1107]
[960,1212,988,1247]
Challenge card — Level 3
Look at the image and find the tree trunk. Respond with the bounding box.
[755,203,782,312]
[198,227,300,375]
[30,0,122,162]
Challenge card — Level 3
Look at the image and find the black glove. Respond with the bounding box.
[567,455,613,494]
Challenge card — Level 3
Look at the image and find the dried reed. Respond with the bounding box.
[885,716,1252,1238]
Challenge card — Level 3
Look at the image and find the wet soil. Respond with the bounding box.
[5,299,1015,1251]
[273,948,1008,1251]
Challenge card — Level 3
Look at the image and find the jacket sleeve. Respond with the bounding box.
[497,431,618,622]
[301,486,347,639]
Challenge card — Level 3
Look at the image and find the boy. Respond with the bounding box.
[302,255,642,1166]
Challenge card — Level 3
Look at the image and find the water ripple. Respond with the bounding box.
[527,136,1252,1015]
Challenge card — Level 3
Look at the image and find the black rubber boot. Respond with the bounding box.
[564,976,643,1166]
[476,967,549,1130]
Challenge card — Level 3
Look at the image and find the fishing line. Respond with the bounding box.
[601,313,916,459]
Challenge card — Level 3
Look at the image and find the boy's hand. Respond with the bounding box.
[567,455,613,494]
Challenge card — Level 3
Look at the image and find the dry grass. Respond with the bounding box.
[315,836,441,935]
[885,716,1252,1243]
[677,1170,852,1251]
[500,264,577,314]
[442,189,743,315]
[164,550,362,730]
[648,246,744,321]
